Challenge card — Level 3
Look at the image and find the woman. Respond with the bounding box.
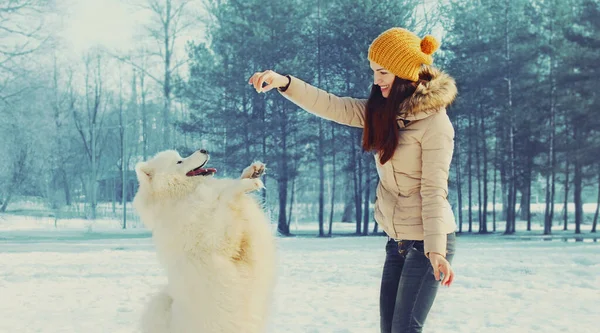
[248,27,457,333]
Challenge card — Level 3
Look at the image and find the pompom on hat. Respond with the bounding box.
[368,28,440,82]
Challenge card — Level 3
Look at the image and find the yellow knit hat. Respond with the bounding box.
[368,28,440,82]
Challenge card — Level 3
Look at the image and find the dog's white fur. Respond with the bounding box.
[133,149,276,333]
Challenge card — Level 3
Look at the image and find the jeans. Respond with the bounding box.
[379,233,456,333]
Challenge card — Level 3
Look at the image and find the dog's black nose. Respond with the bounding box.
[200,149,209,154]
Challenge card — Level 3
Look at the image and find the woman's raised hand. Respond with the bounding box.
[248,70,289,93]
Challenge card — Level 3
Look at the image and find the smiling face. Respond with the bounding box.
[370,60,396,98]
[134,149,217,195]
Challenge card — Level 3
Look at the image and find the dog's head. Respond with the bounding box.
[135,149,216,195]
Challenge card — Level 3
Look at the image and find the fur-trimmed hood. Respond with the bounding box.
[397,66,457,121]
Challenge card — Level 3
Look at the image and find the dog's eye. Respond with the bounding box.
[177,161,183,164]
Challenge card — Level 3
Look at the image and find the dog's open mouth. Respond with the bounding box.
[186,162,217,177]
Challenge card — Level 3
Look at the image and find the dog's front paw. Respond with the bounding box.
[241,178,265,193]
[241,161,266,179]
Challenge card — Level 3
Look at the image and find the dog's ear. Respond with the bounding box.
[135,162,154,185]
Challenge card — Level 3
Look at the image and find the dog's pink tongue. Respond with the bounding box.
[186,167,217,176]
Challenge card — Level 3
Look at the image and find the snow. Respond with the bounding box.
[0,215,598,333]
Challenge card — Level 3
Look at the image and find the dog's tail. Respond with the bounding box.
[140,287,173,333]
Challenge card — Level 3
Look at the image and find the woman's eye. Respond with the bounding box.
[177,161,183,164]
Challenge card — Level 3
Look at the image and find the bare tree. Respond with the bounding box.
[116,48,153,160]
[0,74,52,213]
[136,51,152,161]
[49,53,74,209]
[71,50,108,220]
[0,129,34,212]
[0,0,49,102]
[116,0,198,150]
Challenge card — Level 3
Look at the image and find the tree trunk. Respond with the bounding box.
[592,166,599,233]
[475,103,483,231]
[327,123,337,237]
[278,176,290,236]
[342,176,354,222]
[455,124,463,233]
[318,118,325,237]
[62,169,72,206]
[362,161,371,235]
[112,178,116,213]
[544,6,557,234]
[1,149,28,212]
[573,163,582,235]
[521,155,533,231]
[316,2,325,237]
[544,169,554,234]
[455,119,464,233]
[90,115,97,220]
[75,54,103,221]
[287,176,295,229]
[161,0,173,149]
[353,144,363,234]
[0,191,13,212]
[480,105,488,233]
[573,127,583,234]
[0,182,17,212]
[372,216,379,234]
[467,107,473,232]
[527,172,532,231]
[52,59,72,208]
[328,123,336,236]
[500,155,508,226]
[563,157,570,230]
[277,103,290,235]
[493,136,498,232]
[140,71,149,161]
[504,0,516,235]
[278,99,296,236]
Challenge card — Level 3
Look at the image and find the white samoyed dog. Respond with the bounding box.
[133,149,276,333]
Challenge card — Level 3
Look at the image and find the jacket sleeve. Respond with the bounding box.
[420,112,455,257]
[278,75,367,128]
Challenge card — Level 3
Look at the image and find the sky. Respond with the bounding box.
[58,0,138,54]
[56,0,208,55]
[46,0,207,97]
[56,0,441,55]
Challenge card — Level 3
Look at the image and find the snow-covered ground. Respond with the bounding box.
[0,215,598,333]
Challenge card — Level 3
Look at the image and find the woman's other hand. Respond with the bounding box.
[428,253,454,287]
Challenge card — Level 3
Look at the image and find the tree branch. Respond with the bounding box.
[111,53,163,85]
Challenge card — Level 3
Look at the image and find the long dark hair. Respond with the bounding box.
[362,76,419,164]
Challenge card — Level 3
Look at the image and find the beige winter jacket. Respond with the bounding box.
[279,66,458,257]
